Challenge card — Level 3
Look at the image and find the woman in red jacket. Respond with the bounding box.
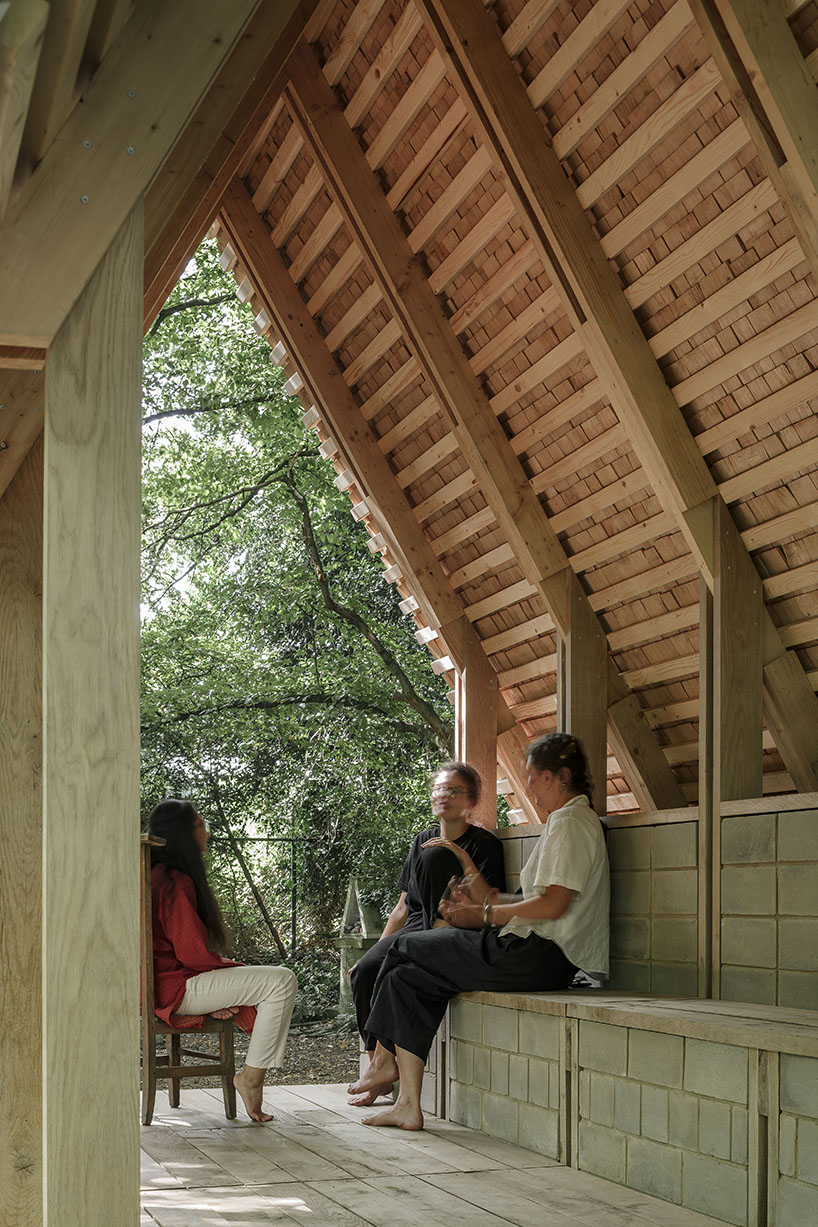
[148,798,298,1121]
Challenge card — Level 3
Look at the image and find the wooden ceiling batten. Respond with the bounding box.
[220,176,540,815]
[551,0,697,161]
[598,117,751,260]
[421,0,818,790]
[525,0,635,111]
[574,58,723,212]
[690,0,818,286]
[284,35,687,810]
[0,0,48,226]
[0,0,267,349]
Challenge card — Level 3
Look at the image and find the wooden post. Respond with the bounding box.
[698,575,715,999]
[700,497,763,998]
[42,203,143,1223]
[453,626,497,826]
[0,431,44,1227]
[557,570,608,817]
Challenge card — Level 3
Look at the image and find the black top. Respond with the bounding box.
[397,823,507,931]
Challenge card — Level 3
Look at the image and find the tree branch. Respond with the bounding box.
[141,694,439,747]
[147,293,234,338]
[281,476,453,752]
[142,391,282,427]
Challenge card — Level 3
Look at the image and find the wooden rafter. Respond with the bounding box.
[689,0,818,286]
[0,367,44,504]
[143,0,315,331]
[0,0,264,348]
[0,0,48,224]
[218,177,538,820]
[284,38,687,813]
[418,0,818,791]
[20,0,98,171]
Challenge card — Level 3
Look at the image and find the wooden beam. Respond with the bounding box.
[712,497,764,801]
[497,723,540,824]
[0,367,44,503]
[219,177,464,635]
[454,623,499,825]
[0,345,46,370]
[20,0,98,170]
[0,0,47,224]
[557,571,608,817]
[82,0,136,74]
[0,0,263,347]
[417,0,716,565]
[421,0,818,791]
[43,202,142,1223]
[690,0,818,285]
[219,178,521,801]
[0,436,43,1227]
[143,0,315,331]
[284,40,686,811]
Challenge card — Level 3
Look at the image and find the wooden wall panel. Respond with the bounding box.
[0,434,43,1227]
[42,203,142,1225]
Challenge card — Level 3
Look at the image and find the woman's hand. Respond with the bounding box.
[209,1006,240,1020]
[438,897,485,929]
[422,836,478,878]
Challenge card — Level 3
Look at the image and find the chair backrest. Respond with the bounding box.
[140,834,165,1021]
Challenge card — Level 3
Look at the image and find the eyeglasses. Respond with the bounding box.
[432,785,468,797]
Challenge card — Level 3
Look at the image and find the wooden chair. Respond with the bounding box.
[140,834,237,1125]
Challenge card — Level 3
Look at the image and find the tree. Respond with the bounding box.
[141,240,454,985]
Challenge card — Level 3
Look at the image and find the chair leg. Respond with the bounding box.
[220,1024,237,1120]
[169,1033,181,1107]
[142,1045,157,1126]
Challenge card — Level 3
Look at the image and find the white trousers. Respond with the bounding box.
[177,965,298,1070]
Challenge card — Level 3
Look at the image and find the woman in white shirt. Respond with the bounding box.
[355,732,610,1131]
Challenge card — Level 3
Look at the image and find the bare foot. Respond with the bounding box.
[234,1069,274,1122]
[362,1101,423,1130]
[347,1054,399,1096]
[347,1084,394,1107]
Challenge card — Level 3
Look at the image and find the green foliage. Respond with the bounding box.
[141,241,455,975]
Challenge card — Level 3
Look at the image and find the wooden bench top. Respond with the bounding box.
[459,990,818,1058]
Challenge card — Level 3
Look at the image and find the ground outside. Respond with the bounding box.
[141,1025,732,1227]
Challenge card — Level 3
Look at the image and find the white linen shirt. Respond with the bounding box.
[500,794,610,975]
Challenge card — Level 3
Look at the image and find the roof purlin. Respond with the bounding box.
[283,37,687,813]
[420,0,818,791]
[218,175,539,820]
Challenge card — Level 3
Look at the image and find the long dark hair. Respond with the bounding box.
[527,733,594,806]
[147,798,230,954]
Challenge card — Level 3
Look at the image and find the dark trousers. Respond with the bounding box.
[364,926,576,1061]
[350,846,462,1050]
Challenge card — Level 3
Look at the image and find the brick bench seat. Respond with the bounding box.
[446,989,818,1227]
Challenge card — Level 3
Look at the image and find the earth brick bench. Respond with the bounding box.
[443,988,818,1227]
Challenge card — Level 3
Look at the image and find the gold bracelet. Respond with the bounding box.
[482,895,492,927]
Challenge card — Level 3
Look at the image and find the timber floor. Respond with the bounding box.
[140,1083,727,1227]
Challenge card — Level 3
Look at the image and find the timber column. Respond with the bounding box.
[0,203,143,1227]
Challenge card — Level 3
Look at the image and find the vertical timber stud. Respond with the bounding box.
[454,628,498,825]
[0,432,44,1227]
[556,570,608,819]
[702,497,763,997]
[698,574,714,998]
[43,204,142,1224]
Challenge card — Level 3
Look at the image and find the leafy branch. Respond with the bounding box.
[147,293,234,338]
[280,474,453,752]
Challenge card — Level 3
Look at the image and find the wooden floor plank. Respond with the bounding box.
[140,1148,185,1191]
[251,1181,377,1227]
[427,1123,559,1168]
[139,1128,243,1189]
[318,1122,463,1175]
[269,1121,409,1178]
[315,1173,523,1227]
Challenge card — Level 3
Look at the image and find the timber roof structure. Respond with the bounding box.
[3,0,818,817]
